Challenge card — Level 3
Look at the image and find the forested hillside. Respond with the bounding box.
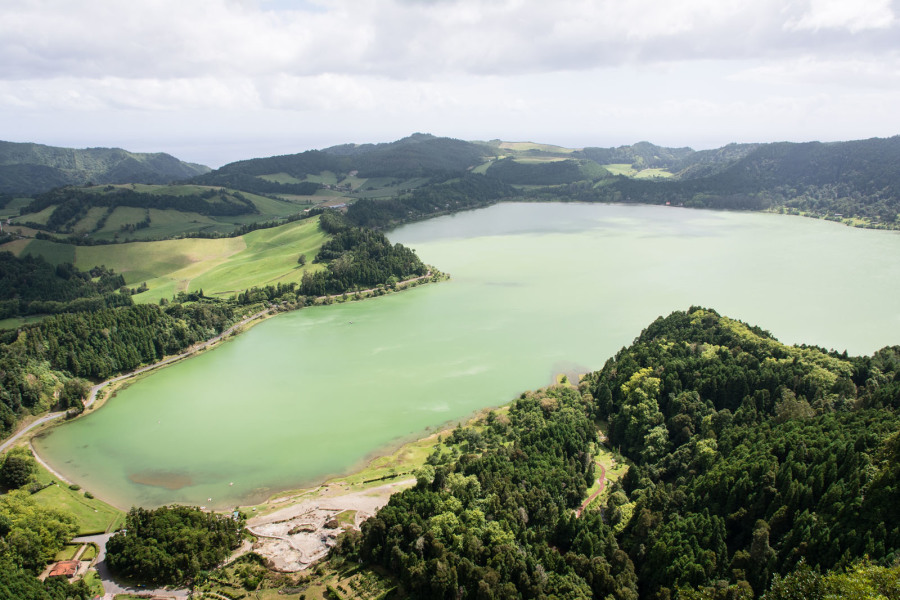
[0,253,131,318]
[335,307,899,599]
[0,141,209,195]
[0,210,430,440]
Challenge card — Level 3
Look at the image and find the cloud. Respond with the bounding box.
[1,0,896,84]
[787,0,895,32]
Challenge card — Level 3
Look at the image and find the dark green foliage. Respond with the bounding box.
[0,558,94,600]
[339,386,639,599]
[0,140,209,195]
[195,134,491,193]
[344,174,514,229]
[563,136,900,224]
[487,157,592,185]
[575,142,697,170]
[0,300,236,440]
[106,505,244,585]
[14,302,235,379]
[187,171,320,196]
[582,307,900,598]
[298,214,428,296]
[0,450,36,489]
[0,252,130,318]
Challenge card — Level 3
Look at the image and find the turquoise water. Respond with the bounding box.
[34,203,900,508]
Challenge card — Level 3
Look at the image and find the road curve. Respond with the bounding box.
[1,308,271,457]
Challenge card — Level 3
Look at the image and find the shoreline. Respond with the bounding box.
[17,272,447,512]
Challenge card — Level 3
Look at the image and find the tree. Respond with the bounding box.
[298,253,307,266]
[0,450,36,490]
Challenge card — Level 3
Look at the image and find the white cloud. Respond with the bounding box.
[787,0,895,32]
[1,0,898,165]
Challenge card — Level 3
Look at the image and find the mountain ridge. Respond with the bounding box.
[0,140,211,195]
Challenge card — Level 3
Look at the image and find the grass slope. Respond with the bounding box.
[9,217,327,304]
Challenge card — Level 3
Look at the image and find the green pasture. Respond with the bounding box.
[338,174,367,190]
[471,162,492,174]
[634,168,673,179]
[7,216,328,303]
[71,206,108,234]
[498,141,576,153]
[16,204,55,225]
[602,164,673,179]
[510,156,569,163]
[301,171,340,185]
[31,464,125,535]
[0,197,32,218]
[352,176,430,198]
[0,314,50,330]
[259,172,305,184]
[18,238,76,264]
[190,217,328,298]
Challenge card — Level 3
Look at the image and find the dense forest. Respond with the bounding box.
[332,307,899,599]
[106,505,244,585]
[343,173,515,229]
[0,253,131,318]
[298,210,429,295]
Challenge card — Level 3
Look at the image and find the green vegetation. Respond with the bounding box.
[582,307,900,597]
[0,140,209,195]
[0,489,78,571]
[0,252,130,318]
[106,505,244,585]
[31,481,124,535]
[319,307,900,599]
[0,448,37,489]
[11,216,326,304]
[298,211,428,296]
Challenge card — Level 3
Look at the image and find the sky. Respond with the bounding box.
[1,0,898,167]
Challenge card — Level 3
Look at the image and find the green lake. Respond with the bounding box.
[34,203,900,508]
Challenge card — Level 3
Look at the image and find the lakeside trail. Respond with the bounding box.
[2,270,442,458]
[576,461,607,518]
[0,308,273,458]
[86,307,273,408]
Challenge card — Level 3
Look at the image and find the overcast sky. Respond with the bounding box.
[1,0,898,167]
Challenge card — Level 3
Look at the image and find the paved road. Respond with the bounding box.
[73,533,189,600]
[86,307,272,408]
[0,309,273,459]
[0,412,65,454]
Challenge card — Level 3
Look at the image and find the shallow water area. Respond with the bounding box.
[34,203,900,508]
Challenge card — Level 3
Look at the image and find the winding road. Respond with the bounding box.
[0,308,272,456]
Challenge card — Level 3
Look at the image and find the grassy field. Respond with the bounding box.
[17,238,76,264]
[29,463,125,535]
[0,314,50,330]
[498,141,577,153]
[0,197,34,219]
[189,217,328,298]
[602,163,673,179]
[12,184,310,241]
[510,156,570,163]
[5,216,328,303]
[18,204,56,225]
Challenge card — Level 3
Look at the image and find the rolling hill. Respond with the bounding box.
[0,141,210,195]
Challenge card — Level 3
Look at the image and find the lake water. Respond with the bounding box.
[34,203,900,508]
